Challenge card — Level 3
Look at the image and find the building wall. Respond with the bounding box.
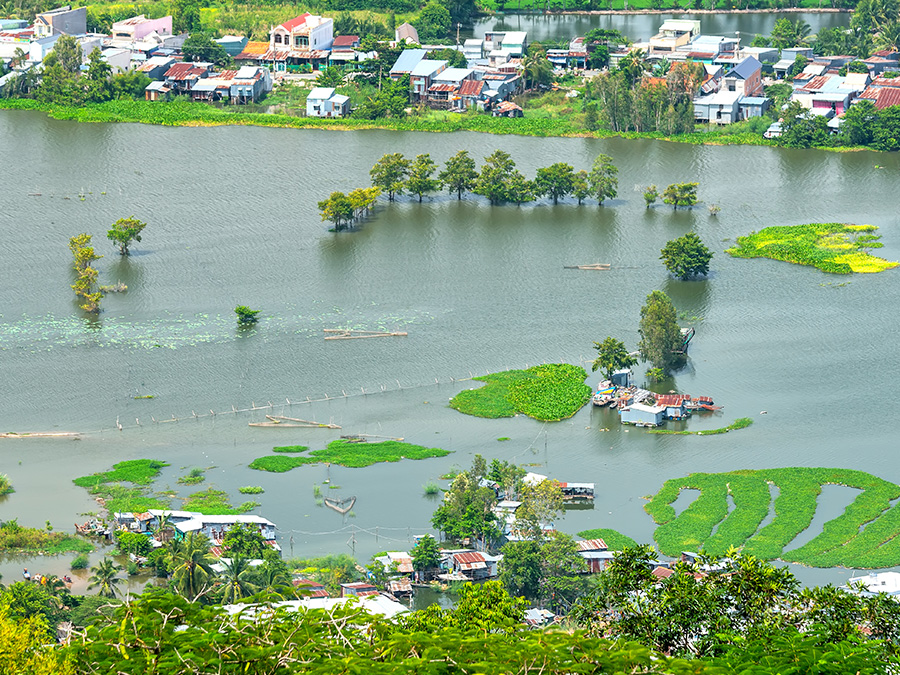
[35,7,87,37]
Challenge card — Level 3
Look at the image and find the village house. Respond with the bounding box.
[341,581,379,598]
[427,67,475,107]
[619,402,666,427]
[109,15,172,45]
[138,55,175,80]
[576,538,614,573]
[456,78,485,110]
[448,550,502,580]
[305,87,351,117]
[160,61,212,95]
[389,48,427,79]
[214,35,248,57]
[268,13,333,69]
[395,22,419,45]
[410,58,447,101]
[293,577,329,598]
[649,19,700,57]
[33,6,86,38]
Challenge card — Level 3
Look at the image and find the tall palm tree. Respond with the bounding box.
[254,562,293,599]
[153,513,174,544]
[618,49,648,87]
[171,532,214,601]
[88,558,122,599]
[216,556,258,604]
[523,48,553,90]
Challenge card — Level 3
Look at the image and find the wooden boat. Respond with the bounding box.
[324,496,356,515]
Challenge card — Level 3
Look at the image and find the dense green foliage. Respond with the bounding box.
[183,488,256,515]
[181,32,232,66]
[644,467,900,568]
[116,530,152,556]
[271,445,308,453]
[74,459,169,488]
[0,473,12,495]
[638,291,685,376]
[107,216,147,255]
[662,182,699,209]
[450,364,591,421]
[234,305,260,325]
[73,459,170,513]
[0,519,92,554]
[251,439,449,472]
[577,527,639,550]
[238,486,264,494]
[69,233,103,313]
[591,337,637,379]
[727,223,897,274]
[660,231,713,280]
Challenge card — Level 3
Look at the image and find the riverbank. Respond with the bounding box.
[0,98,779,148]
[549,7,851,15]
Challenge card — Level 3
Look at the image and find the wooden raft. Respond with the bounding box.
[324,329,407,340]
[0,432,81,439]
[249,415,341,429]
[564,263,611,270]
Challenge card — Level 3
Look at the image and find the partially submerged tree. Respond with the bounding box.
[588,154,619,205]
[370,153,410,201]
[535,162,575,204]
[410,534,441,576]
[592,337,638,379]
[662,182,699,209]
[438,150,478,199]
[107,217,147,255]
[660,231,713,280]
[234,306,260,326]
[69,233,102,313]
[406,153,440,202]
[318,191,355,231]
[643,185,659,208]
[638,290,685,376]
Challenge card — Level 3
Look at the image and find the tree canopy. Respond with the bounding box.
[370,153,411,201]
[438,150,478,199]
[592,337,637,379]
[107,216,147,255]
[638,290,685,376]
[660,231,713,280]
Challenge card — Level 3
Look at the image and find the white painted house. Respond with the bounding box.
[306,87,350,117]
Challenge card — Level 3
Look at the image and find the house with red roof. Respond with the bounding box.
[268,13,333,68]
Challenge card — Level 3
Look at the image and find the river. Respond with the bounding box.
[471,10,850,42]
[0,100,897,591]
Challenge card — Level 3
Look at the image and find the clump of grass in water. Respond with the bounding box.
[497,437,510,442]
[423,481,439,495]
[328,485,342,490]
[250,440,450,472]
[315,499,324,507]
[239,486,264,494]
[313,485,322,497]
[178,468,205,485]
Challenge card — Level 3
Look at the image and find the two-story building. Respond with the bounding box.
[269,13,333,69]
[34,5,86,38]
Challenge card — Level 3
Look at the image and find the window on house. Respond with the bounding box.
[274,34,282,44]
[728,81,735,91]
[295,36,308,47]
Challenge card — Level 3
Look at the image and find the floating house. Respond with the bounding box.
[655,394,691,420]
[619,402,666,427]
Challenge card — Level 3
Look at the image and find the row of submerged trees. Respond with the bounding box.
[317,150,621,230]
[317,151,708,229]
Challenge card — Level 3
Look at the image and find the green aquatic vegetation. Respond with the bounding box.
[648,417,754,435]
[0,519,92,554]
[74,459,168,487]
[272,445,309,453]
[0,473,12,495]
[645,468,900,568]
[74,459,170,513]
[450,364,591,422]
[577,528,639,551]
[182,488,255,515]
[251,440,450,472]
[424,481,440,495]
[497,437,510,442]
[238,486,264,494]
[726,223,898,274]
[177,468,205,485]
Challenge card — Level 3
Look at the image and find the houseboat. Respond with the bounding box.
[592,380,616,406]
[558,482,595,501]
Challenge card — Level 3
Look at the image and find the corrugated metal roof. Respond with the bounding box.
[387,579,412,592]
[428,83,457,92]
[332,35,358,48]
[875,87,900,109]
[453,551,486,564]
[655,394,690,406]
[458,561,487,570]
[576,538,608,551]
[458,79,484,97]
[872,76,900,88]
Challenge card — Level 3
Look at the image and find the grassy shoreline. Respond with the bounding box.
[0,97,785,147]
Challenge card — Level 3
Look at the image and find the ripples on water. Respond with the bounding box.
[2,113,900,587]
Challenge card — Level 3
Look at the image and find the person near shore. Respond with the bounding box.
[23,568,30,580]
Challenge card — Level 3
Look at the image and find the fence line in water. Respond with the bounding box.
[95,355,594,435]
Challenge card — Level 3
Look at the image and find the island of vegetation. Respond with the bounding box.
[249,439,450,472]
[726,223,898,274]
[648,416,753,435]
[644,467,900,568]
[449,363,592,421]
[73,459,170,513]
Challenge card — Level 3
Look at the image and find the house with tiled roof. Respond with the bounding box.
[268,13,333,68]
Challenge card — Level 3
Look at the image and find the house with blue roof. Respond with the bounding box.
[389,48,426,79]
